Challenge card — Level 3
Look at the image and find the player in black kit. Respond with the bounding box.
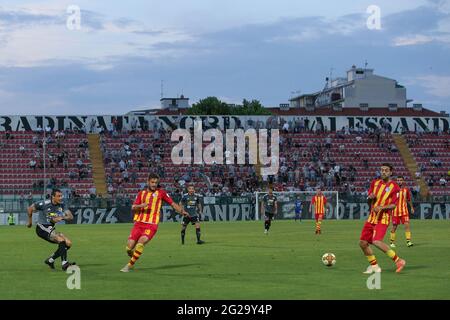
[27,189,76,271]
[180,184,204,245]
[261,187,278,235]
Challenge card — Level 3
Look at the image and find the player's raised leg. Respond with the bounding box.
[372,222,405,273]
[46,233,75,271]
[127,236,148,269]
[121,232,152,272]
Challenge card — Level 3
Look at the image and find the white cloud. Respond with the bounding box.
[392,34,435,46]
[393,33,450,46]
[84,63,115,72]
[0,6,196,68]
[266,28,322,43]
[265,15,366,44]
[408,75,450,97]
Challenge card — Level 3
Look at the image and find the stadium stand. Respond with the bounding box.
[405,132,450,197]
[1,125,448,201]
[0,130,95,196]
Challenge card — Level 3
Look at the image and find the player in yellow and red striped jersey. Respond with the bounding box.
[310,188,327,234]
[359,163,406,274]
[120,173,189,272]
[390,176,415,248]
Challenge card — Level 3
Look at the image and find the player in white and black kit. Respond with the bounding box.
[27,189,76,271]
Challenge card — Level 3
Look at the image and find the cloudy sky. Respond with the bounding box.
[0,0,449,114]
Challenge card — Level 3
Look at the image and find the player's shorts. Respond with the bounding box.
[182,215,200,225]
[36,224,63,244]
[315,214,324,221]
[392,215,410,225]
[360,222,389,244]
[264,213,274,220]
[128,221,158,242]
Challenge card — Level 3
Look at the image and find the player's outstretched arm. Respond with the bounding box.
[63,210,74,221]
[26,204,35,228]
[171,202,189,217]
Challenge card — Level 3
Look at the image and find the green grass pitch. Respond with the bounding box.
[1,220,449,300]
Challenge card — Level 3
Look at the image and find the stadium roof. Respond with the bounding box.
[137,106,445,117]
[266,107,444,117]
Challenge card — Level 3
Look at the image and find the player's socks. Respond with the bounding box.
[128,243,144,267]
[52,241,67,260]
[390,231,396,244]
[61,244,68,264]
[362,255,381,273]
[264,221,270,231]
[181,229,186,244]
[367,255,377,266]
[405,231,411,242]
[406,233,413,247]
[195,227,201,242]
[386,249,400,263]
[315,221,321,233]
[45,257,55,269]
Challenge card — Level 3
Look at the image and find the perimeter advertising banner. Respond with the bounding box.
[60,201,449,224]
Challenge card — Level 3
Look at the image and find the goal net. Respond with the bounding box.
[255,191,339,220]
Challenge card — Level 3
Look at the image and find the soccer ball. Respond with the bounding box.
[322,253,336,267]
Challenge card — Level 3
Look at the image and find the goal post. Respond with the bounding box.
[255,191,339,220]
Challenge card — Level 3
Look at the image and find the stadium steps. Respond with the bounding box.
[87,134,107,195]
[392,134,429,197]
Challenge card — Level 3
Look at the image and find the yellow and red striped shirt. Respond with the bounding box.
[393,187,411,217]
[133,188,174,224]
[311,195,327,215]
[367,179,400,225]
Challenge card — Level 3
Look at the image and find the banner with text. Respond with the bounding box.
[1,114,448,133]
[55,201,450,224]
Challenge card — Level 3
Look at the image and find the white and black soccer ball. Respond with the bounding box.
[322,253,336,267]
